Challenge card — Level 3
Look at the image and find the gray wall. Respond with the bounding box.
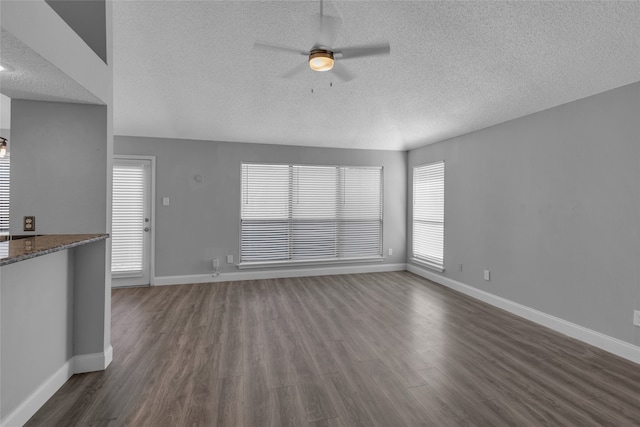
[408,82,640,346]
[74,240,109,355]
[115,136,407,277]
[1,250,74,418]
[10,100,107,235]
[45,0,107,63]
[9,99,110,355]
[0,1,113,422]
[7,97,111,372]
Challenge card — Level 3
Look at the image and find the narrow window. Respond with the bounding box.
[0,154,9,236]
[412,161,444,271]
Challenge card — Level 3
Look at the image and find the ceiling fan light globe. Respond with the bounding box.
[309,50,334,71]
[0,63,15,72]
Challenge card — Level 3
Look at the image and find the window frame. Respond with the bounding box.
[111,159,149,278]
[0,154,10,236]
[238,161,384,268]
[411,160,445,272]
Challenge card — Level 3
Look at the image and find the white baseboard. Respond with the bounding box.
[153,273,220,286]
[154,263,408,286]
[0,361,74,427]
[407,264,640,365]
[73,345,113,374]
[0,347,114,427]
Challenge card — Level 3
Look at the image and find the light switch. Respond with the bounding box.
[162,197,170,206]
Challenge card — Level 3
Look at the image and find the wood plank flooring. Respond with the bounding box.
[26,272,640,426]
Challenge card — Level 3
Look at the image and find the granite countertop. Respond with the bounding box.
[0,234,109,266]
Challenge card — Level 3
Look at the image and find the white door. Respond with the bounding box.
[111,157,153,287]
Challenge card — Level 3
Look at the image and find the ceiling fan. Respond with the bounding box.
[253,0,390,82]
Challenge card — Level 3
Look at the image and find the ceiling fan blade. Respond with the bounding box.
[331,62,354,82]
[281,61,309,79]
[335,42,390,60]
[312,14,341,48]
[253,41,307,56]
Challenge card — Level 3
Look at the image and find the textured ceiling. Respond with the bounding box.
[113,1,640,151]
[40,1,640,151]
[0,28,103,105]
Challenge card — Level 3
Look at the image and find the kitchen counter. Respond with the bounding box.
[0,234,109,266]
[1,232,112,424]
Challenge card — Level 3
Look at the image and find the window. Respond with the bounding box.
[240,163,383,265]
[412,161,444,271]
[0,155,9,235]
[111,162,146,275]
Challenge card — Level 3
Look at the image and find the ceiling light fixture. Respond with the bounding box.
[309,49,334,72]
[0,63,14,72]
[0,138,8,158]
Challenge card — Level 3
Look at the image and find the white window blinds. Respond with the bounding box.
[112,163,145,275]
[0,156,9,235]
[412,161,444,271]
[241,163,383,264]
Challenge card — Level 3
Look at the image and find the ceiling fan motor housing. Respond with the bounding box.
[309,49,334,71]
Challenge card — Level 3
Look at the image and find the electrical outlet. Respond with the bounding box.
[23,216,35,232]
[634,310,640,327]
[388,248,393,256]
[213,258,220,269]
[484,269,490,281]
[458,263,463,272]
[226,254,234,264]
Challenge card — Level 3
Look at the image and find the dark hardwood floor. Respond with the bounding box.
[26,271,640,426]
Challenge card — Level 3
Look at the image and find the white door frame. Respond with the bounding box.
[112,155,156,287]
